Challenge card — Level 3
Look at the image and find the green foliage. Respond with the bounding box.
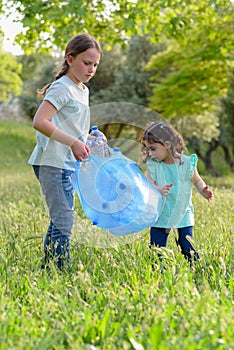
[2,0,233,147]
[219,70,234,149]
[87,43,125,98]
[17,53,56,119]
[174,113,220,143]
[1,120,234,349]
[0,49,23,102]
[147,43,233,119]
[3,0,233,54]
[18,93,41,120]
[90,35,160,106]
[145,1,234,142]
[18,53,56,83]
[4,0,128,54]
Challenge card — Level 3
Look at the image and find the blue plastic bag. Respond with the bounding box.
[72,153,162,236]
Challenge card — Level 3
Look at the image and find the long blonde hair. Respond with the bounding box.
[37,33,102,98]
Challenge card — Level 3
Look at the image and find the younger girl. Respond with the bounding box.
[141,122,213,265]
[28,33,102,271]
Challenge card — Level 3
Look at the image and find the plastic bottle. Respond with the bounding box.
[112,147,121,157]
[111,147,134,164]
[87,125,109,157]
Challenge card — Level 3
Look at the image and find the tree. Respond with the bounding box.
[185,73,234,175]
[140,1,234,174]
[2,1,233,121]
[2,1,233,108]
[87,35,162,142]
[17,53,56,119]
[90,35,160,105]
[218,71,234,170]
[2,0,233,172]
[2,0,233,53]
[0,42,23,103]
[87,43,124,98]
[146,1,233,137]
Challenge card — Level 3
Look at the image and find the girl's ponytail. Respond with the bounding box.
[37,83,52,99]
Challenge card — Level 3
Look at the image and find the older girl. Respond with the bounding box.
[28,33,102,271]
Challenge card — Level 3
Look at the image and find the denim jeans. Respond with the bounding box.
[150,226,200,263]
[33,165,74,270]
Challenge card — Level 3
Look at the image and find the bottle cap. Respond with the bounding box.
[91,126,98,130]
[113,147,120,152]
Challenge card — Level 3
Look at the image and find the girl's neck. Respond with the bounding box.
[162,155,179,164]
[65,73,84,89]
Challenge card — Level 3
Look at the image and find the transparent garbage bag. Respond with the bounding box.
[72,152,162,236]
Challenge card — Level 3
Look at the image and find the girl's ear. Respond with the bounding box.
[164,141,171,150]
[66,55,73,66]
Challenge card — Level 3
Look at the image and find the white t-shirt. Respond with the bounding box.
[28,76,90,170]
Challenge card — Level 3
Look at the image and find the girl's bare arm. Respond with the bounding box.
[192,168,213,201]
[146,169,173,196]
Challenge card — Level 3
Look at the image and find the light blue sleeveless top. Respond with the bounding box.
[146,154,198,228]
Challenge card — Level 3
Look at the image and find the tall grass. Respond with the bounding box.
[0,120,234,350]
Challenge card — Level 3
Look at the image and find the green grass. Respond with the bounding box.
[1,120,234,350]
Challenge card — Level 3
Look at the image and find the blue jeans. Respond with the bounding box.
[33,165,74,270]
[150,226,199,263]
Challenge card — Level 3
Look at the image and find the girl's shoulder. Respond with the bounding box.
[59,76,89,92]
[45,76,89,107]
[146,157,159,169]
[181,154,198,179]
[45,78,71,108]
[182,153,197,163]
[47,77,70,94]
[48,76,89,94]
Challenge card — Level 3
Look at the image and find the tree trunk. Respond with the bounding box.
[203,140,221,177]
[221,144,234,171]
[194,140,221,176]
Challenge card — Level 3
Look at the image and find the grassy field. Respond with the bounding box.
[0,120,234,350]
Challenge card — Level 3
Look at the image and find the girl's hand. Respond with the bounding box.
[71,139,90,161]
[201,186,213,202]
[159,183,173,196]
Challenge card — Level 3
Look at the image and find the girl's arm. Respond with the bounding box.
[32,100,90,161]
[192,168,213,201]
[146,169,173,196]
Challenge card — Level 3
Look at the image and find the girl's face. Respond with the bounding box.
[144,140,173,164]
[66,48,101,87]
